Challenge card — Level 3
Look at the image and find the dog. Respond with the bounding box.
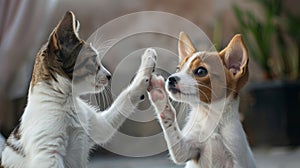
[147,32,256,168]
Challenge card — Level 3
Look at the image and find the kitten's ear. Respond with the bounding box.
[219,34,248,78]
[178,32,196,62]
[48,11,82,58]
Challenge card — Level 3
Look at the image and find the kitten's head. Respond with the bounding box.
[31,11,111,94]
[166,32,249,104]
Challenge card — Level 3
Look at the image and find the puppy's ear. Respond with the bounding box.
[219,34,249,89]
[219,34,248,77]
[48,11,82,61]
[178,32,196,62]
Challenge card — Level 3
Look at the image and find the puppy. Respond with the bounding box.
[147,32,256,168]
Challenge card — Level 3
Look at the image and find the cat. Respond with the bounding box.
[1,11,157,168]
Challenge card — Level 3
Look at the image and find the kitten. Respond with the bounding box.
[1,11,157,168]
[147,32,256,168]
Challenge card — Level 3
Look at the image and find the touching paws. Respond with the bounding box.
[129,48,157,104]
[147,75,175,127]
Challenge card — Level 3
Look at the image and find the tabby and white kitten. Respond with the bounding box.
[1,11,157,168]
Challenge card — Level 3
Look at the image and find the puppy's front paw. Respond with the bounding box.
[148,75,167,111]
[148,75,175,126]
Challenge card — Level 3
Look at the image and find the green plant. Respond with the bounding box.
[233,0,300,80]
[285,11,300,79]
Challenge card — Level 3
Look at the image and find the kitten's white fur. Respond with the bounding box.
[1,48,157,168]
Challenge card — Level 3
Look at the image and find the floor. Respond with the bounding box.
[1,133,299,167]
[89,147,300,168]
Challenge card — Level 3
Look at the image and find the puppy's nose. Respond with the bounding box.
[168,76,180,87]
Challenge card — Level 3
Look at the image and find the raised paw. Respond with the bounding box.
[128,48,157,104]
[128,76,150,104]
[148,75,167,111]
[148,75,166,100]
[148,75,175,125]
[139,48,157,75]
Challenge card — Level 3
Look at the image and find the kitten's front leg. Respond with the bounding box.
[102,48,157,126]
[29,153,65,168]
[148,75,199,165]
[89,48,157,144]
[126,48,157,105]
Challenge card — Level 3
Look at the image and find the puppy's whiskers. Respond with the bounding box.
[194,83,219,98]
[177,83,217,100]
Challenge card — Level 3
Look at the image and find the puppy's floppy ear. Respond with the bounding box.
[178,32,196,62]
[48,11,82,61]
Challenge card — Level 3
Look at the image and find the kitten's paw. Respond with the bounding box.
[129,48,157,104]
[137,48,157,78]
[129,76,151,104]
[141,48,157,73]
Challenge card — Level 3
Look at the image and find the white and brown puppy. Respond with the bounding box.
[148,32,256,168]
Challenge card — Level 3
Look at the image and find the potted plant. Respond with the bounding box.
[233,0,300,146]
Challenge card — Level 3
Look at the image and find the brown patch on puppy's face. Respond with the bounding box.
[189,56,212,103]
[167,32,249,104]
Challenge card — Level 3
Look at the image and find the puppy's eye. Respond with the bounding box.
[194,67,208,77]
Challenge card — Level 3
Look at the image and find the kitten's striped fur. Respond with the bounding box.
[1,11,157,168]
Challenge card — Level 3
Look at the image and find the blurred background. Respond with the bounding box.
[0,0,299,167]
